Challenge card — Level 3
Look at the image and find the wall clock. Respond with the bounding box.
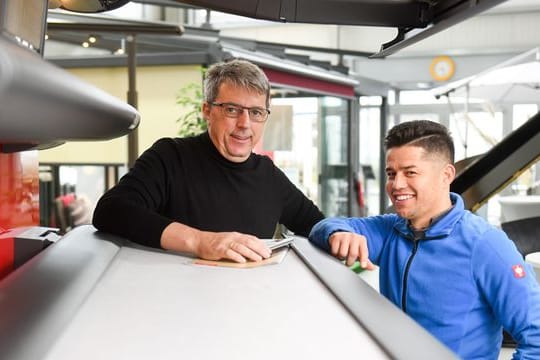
[429,56,455,81]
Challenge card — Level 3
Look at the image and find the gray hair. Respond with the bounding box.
[204,59,271,108]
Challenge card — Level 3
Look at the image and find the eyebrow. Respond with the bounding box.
[385,165,417,172]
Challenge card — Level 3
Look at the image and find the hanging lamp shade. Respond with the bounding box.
[51,0,131,13]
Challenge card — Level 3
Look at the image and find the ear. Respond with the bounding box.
[202,102,211,122]
[443,163,456,185]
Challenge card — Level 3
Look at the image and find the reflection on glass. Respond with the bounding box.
[320,97,349,217]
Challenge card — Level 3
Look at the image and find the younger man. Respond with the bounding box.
[309,120,540,359]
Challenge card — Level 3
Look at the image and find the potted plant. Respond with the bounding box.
[176,71,207,137]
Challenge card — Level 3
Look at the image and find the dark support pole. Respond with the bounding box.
[126,34,138,168]
[348,98,360,217]
[379,96,388,214]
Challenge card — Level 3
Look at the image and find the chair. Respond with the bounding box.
[501,216,540,257]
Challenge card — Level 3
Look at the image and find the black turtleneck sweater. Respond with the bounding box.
[92,132,324,248]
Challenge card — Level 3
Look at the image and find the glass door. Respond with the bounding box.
[319,97,349,216]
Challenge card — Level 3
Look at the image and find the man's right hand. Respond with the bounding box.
[195,231,272,263]
[329,231,375,269]
[161,222,271,263]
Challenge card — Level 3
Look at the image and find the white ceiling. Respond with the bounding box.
[204,0,539,92]
[53,0,540,94]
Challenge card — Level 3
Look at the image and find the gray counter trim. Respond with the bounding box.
[0,226,123,360]
[292,237,458,360]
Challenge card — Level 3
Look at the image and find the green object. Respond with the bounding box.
[350,261,364,274]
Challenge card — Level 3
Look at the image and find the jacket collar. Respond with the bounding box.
[393,193,464,240]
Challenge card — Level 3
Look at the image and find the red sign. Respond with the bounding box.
[512,264,526,279]
[0,151,39,280]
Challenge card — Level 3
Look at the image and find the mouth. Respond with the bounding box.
[230,133,251,142]
[393,194,415,203]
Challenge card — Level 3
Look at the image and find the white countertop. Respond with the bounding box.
[42,246,386,360]
[0,225,458,360]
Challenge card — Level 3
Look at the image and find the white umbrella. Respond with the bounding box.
[467,60,540,103]
[433,47,540,104]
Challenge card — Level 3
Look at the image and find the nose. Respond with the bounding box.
[236,109,251,128]
[392,173,407,189]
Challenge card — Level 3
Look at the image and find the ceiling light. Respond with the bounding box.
[416,82,432,89]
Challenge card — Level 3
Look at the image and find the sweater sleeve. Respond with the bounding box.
[308,215,394,263]
[308,217,357,251]
[473,228,540,359]
[92,138,177,248]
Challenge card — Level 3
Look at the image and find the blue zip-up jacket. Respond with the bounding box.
[309,193,540,359]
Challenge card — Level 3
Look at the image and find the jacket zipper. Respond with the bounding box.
[402,239,419,313]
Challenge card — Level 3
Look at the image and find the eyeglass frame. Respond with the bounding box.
[210,102,271,123]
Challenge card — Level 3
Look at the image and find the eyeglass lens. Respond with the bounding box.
[214,102,269,122]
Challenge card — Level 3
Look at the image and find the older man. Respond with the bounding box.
[93,59,323,263]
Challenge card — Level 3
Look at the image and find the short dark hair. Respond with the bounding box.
[204,59,271,108]
[384,120,455,163]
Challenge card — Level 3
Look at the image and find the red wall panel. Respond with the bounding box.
[0,151,39,279]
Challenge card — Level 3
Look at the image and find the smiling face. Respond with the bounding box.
[385,145,455,229]
[203,81,267,163]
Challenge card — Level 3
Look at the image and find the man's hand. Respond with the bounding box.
[161,222,271,263]
[329,231,375,269]
[196,231,271,263]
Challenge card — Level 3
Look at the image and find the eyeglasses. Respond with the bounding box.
[211,102,270,123]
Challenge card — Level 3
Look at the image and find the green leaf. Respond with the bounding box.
[175,68,207,138]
